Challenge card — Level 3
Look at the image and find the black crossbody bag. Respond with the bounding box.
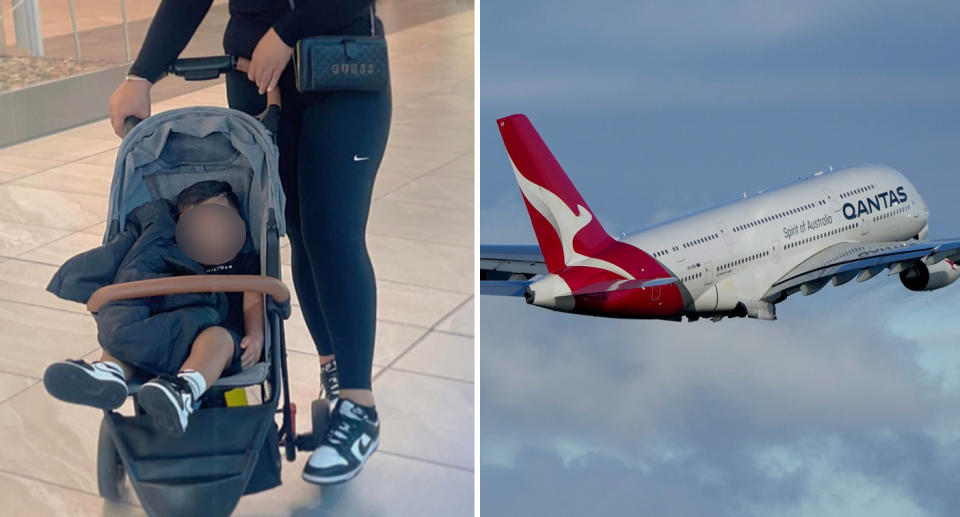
[290,3,389,92]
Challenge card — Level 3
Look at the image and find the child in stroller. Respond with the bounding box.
[44,180,265,436]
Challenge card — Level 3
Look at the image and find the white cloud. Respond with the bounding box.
[480,283,960,515]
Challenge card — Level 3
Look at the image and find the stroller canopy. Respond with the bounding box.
[105,107,286,254]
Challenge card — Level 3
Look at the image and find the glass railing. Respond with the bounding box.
[0,0,145,93]
[1,0,228,93]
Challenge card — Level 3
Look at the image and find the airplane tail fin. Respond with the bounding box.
[497,114,615,274]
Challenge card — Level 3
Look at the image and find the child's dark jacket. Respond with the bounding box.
[47,199,228,375]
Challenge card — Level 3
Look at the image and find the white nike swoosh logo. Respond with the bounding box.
[353,155,370,162]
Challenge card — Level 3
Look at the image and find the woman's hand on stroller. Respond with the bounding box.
[109,76,152,137]
[247,28,292,95]
[240,333,265,368]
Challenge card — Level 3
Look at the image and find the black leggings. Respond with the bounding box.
[226,64,391,390]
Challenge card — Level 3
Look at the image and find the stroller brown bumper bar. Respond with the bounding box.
[86,275,290,314]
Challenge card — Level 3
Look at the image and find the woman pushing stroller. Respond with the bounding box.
[108,0,390,485]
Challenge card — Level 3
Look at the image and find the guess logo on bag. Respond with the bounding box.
[331,63,376,76]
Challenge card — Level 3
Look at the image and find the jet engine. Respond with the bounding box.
[899,259,960,291]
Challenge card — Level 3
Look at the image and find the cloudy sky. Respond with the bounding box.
[479,1,960,515]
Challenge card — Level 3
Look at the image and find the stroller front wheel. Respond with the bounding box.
[96,417,125,501]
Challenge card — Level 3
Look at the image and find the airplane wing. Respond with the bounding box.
[480,244,546,296]
[763,239,960,301]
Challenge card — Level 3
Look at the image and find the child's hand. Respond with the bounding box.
[240,334,264,368]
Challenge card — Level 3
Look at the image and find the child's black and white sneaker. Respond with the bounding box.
[320,360,340,406]
[302,399,379,484]
[138,375,196,436]
[43,359,128,410]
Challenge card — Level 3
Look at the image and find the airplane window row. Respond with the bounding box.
[719,249,770,271]
[784,223,857,249]
[873,205,908,221]
[681,233,719,249]
[681,271,703,282]
[652,248,670,258]
[732,201,826,233]
[840,184,876,199]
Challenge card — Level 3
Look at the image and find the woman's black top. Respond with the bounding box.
[129,0,377,83]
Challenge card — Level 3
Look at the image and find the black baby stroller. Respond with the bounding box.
[85,56,331,517]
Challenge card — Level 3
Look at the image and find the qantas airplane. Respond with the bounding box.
[480,114,960,322]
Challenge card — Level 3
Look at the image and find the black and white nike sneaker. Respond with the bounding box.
[320,360,340,406]
[43,359,128,410]
[302,399,379,484]
[138,375,196,436]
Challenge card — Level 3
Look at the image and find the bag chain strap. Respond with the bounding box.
[287,0,377,37]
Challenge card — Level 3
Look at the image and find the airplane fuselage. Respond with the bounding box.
[488,115,955,322]
[621,165,929,318]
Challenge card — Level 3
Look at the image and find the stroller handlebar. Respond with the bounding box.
[168,56,281,107]
[86,275,290,314]
[122,56,281,138]
[168,55,238,81]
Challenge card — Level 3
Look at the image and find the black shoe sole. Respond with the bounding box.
[43,362,127,410]
[138,385,187,437]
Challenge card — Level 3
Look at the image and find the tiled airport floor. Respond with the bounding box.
[0,9,473,517]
